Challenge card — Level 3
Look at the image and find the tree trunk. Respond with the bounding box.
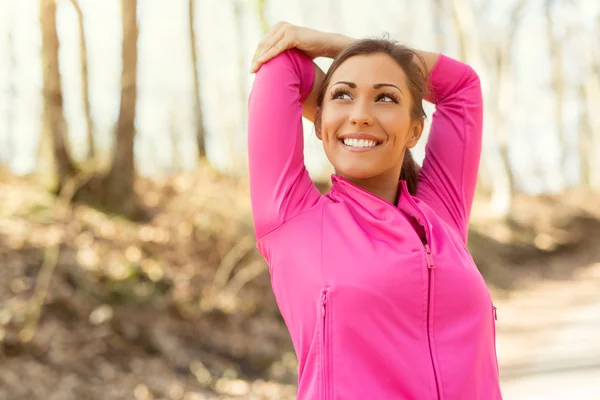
[544,0,567,187]
[487,1,526,216]
[70,0,95,160]
[38,0,77,193]
[432,0,445,52]
[578,27,600,190]
[256,0,268,34]
[188,0,207,159]
[484,44,516,218]
[232,0,247,171]
[103,0,138,216]
[4,1,16,163]
[450,0,516,218]
[577,80,592,187]
[449,0,480,65]
[169,105,182,173]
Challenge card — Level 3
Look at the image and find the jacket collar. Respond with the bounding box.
[330,174,410,215]
[329,174,433,243]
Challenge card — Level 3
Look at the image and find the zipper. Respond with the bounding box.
[397,182,441,399]
[425,243,435,269]
[321,289,331,400]
[425,243,441,400]
[336,176,441,398]
[492,304,500,375]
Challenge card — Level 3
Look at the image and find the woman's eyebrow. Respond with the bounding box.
[331,81,357,88]
[373,83,403,94]
[331,81,403,95]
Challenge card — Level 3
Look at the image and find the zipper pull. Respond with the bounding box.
[321,292,327,317]
[493,306,497,321]
[424,244,435,269]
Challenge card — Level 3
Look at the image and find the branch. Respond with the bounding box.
[210,234,256,297]
[19,167,97,343]
[221,260,267,299]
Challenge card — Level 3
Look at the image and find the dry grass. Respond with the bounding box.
[0,168,599,399]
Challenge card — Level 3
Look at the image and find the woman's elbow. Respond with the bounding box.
[464,64,481,89]
[463,65,483,105]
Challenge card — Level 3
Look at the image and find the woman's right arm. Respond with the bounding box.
[251,23,352,123]
[248,49,321,241]
[249,23,352,241]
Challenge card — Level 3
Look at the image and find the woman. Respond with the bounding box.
[248,22,501,400]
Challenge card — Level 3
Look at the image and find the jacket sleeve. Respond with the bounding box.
[416,54,483,243]
[247,49,321,241]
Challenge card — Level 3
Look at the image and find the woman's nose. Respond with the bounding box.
[349,103,374,126]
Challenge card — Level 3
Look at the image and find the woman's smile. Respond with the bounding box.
[338,133,384,152]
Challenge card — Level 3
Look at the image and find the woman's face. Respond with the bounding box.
[318,53,423,181]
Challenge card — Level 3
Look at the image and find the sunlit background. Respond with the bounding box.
[0,0,599,399]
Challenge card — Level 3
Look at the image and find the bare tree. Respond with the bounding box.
[232,0,248,170]
[576,10,600,190]
[188,0,207,159]
[38,0,77,192]
[102,0,138,216]
[449,0,481,66]
[449,0,517,217]
[486,1,528,216]
[577,73,592,187]
[69,0,95,160]
[4,1,16,163]
[256,0,268,34]
[432,0,446,52]
[169,104,182,173]
[545,0,568,186]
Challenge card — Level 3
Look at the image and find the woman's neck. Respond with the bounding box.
[342,172,401,206]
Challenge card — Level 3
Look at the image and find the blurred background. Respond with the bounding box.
[0,0,599,399]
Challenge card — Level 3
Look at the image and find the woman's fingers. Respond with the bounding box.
[251,22,294,73]
[253,34,294,71]
[252,26,281,63]
[251,29,286,71]
[251,24,280,68]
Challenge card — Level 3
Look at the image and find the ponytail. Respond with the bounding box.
[400,149,419,195]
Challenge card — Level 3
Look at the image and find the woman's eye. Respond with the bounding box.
[333,92,351,100]
[376,94,398,103]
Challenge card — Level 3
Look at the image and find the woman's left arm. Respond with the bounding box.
[415,54,483,243]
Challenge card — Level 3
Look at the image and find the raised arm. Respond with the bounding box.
[415,54,483,242]
[248,49,321,240]
[249,24,482,241]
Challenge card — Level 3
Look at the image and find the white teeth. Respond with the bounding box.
[342,138,379,148]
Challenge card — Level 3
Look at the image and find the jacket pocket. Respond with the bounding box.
[320,288,333,400]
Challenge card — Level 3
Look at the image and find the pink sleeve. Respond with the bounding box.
[416,54,483,243]
[247,49,321,240]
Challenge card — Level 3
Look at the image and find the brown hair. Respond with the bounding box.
[314,38,427,195]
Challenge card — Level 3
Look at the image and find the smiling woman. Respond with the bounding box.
[247,22,499,400]
[314,43,428,200]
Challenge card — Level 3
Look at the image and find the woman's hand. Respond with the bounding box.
[250,22,352,73]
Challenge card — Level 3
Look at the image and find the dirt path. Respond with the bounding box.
[496,262,600,400]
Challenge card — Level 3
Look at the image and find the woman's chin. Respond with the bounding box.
[334,164,380,181]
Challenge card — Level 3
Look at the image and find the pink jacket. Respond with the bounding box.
[248,49,501,399]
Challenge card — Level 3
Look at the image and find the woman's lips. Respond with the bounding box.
[338,133,383,152]
[339,138,382,152]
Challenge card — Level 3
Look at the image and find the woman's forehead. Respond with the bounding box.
[329,53,408,88]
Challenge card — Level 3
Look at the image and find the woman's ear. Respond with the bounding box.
[315,107,323,140]
[406,119,424,149]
